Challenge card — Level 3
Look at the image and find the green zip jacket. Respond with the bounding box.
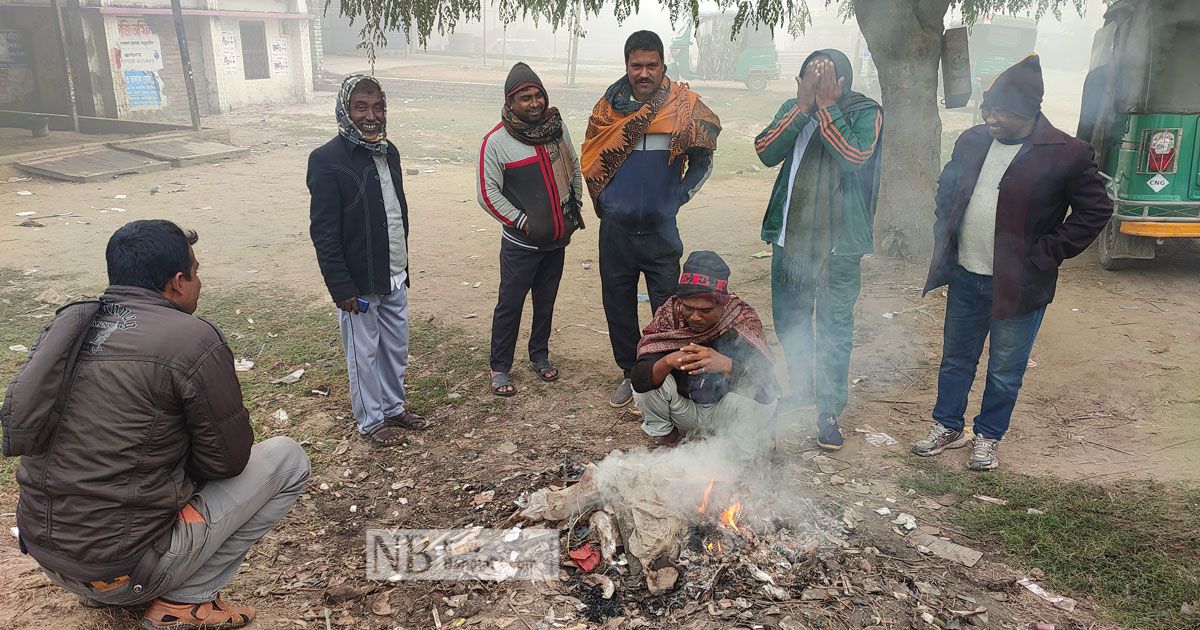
[755,98,883,255]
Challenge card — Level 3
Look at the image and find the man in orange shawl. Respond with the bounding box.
[582,30,722,409]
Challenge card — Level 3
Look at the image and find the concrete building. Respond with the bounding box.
[0,0,314,123]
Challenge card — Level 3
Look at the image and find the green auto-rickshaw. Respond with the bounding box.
[958,15,1039,106]
[1077,0,1200,269]
[669,13,780,90]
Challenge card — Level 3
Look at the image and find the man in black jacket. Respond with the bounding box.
[2,220,309,628]
[308,74,428,445]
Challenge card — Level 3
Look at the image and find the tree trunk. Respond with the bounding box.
[854,0,951,260]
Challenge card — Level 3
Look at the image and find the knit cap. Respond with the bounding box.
[982,54,1043,119]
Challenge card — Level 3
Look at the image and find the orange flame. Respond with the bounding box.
[717,541,724,555]
[719,503,743,533]
[697,479,715,513]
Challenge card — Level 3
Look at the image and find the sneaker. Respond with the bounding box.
[609,378,634,408]
[968,437,1000,471]
[911,423,970,456]
[141,594,255,629]
[816,414,844,450]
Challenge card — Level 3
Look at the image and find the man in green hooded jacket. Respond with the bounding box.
[754,49,884,450]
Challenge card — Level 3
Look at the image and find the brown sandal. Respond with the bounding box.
[364,424,406,445]
[141,594,255,629]
[385,410,430,430]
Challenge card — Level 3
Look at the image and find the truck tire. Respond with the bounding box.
[746,76,768,91]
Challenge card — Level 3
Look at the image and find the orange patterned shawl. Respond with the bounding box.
[581,77,721,202]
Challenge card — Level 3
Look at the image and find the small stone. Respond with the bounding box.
[830,474,846,485]
[497,441,518,455]
[324,584,361,604]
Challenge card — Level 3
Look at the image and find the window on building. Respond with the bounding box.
[240,21,269,80]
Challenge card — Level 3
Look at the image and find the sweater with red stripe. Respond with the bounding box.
[477,123,584,251]
[754,97,883,255]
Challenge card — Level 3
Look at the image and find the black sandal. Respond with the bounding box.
[530,358,560,382]
[491,373,517,397]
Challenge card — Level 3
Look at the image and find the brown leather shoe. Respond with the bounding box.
[141,594,255,629]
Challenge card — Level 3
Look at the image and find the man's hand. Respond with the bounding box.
[658,350,690,371]
[795,70,820,113]
[815,59,844,110]
[678,343,733,376]
[337,296,360,314]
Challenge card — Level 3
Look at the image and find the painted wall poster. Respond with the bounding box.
[270,38,289,73]
[124,70,163,110]
[221,31,241,75]
[0,30,34,107]
[117,18,163,71]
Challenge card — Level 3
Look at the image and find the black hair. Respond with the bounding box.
[624,30,664,62]
[105,219,198,292]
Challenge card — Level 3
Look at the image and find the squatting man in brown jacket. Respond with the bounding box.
[1,220,310,629]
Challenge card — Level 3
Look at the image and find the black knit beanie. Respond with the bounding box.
[505,62,547,103]
[677,251,732,297]
[982,54,1043,119]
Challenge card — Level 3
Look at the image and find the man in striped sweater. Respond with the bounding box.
[477,63,584,396]
[754,49,884,450]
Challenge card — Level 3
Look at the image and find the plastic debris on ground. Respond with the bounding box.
[271,369,305,384]
[1017,578,1077,612]
[567,543,601,572]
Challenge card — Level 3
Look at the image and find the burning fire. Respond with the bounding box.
[697,479,715,513]
[719,503,744,533]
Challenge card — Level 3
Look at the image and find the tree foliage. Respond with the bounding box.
[328,0,1089,66]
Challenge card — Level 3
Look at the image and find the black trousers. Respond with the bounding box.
[599,220,684,376]
[489,238,566,373]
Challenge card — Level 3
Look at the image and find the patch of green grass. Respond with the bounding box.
[901,458,1200,629]
[0,278,493,491]
[197,291,492,418]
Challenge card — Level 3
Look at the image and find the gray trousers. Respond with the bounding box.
[44,436,310,605]
[339,283,410,434]
[635,375,776,457]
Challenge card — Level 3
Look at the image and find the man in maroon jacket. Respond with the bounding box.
[912,55,1113,471]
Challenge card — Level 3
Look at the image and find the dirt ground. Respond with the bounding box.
[0,55,1196,629]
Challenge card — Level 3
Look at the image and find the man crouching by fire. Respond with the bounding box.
[631,251,779,448]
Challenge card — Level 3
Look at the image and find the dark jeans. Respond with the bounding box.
[771,251,862,417]
[489,239,565,373]
[932,264,1046,440]
[599,220,684,376]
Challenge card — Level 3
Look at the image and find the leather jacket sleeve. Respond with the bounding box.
[179,334,253,482]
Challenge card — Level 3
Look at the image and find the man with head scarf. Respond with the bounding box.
[582,30,722,409]
[914,55,1111,471]
[307,74,428,446]
[631,251,778,448]
[478,62,584,397]
[754,49,884,451]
